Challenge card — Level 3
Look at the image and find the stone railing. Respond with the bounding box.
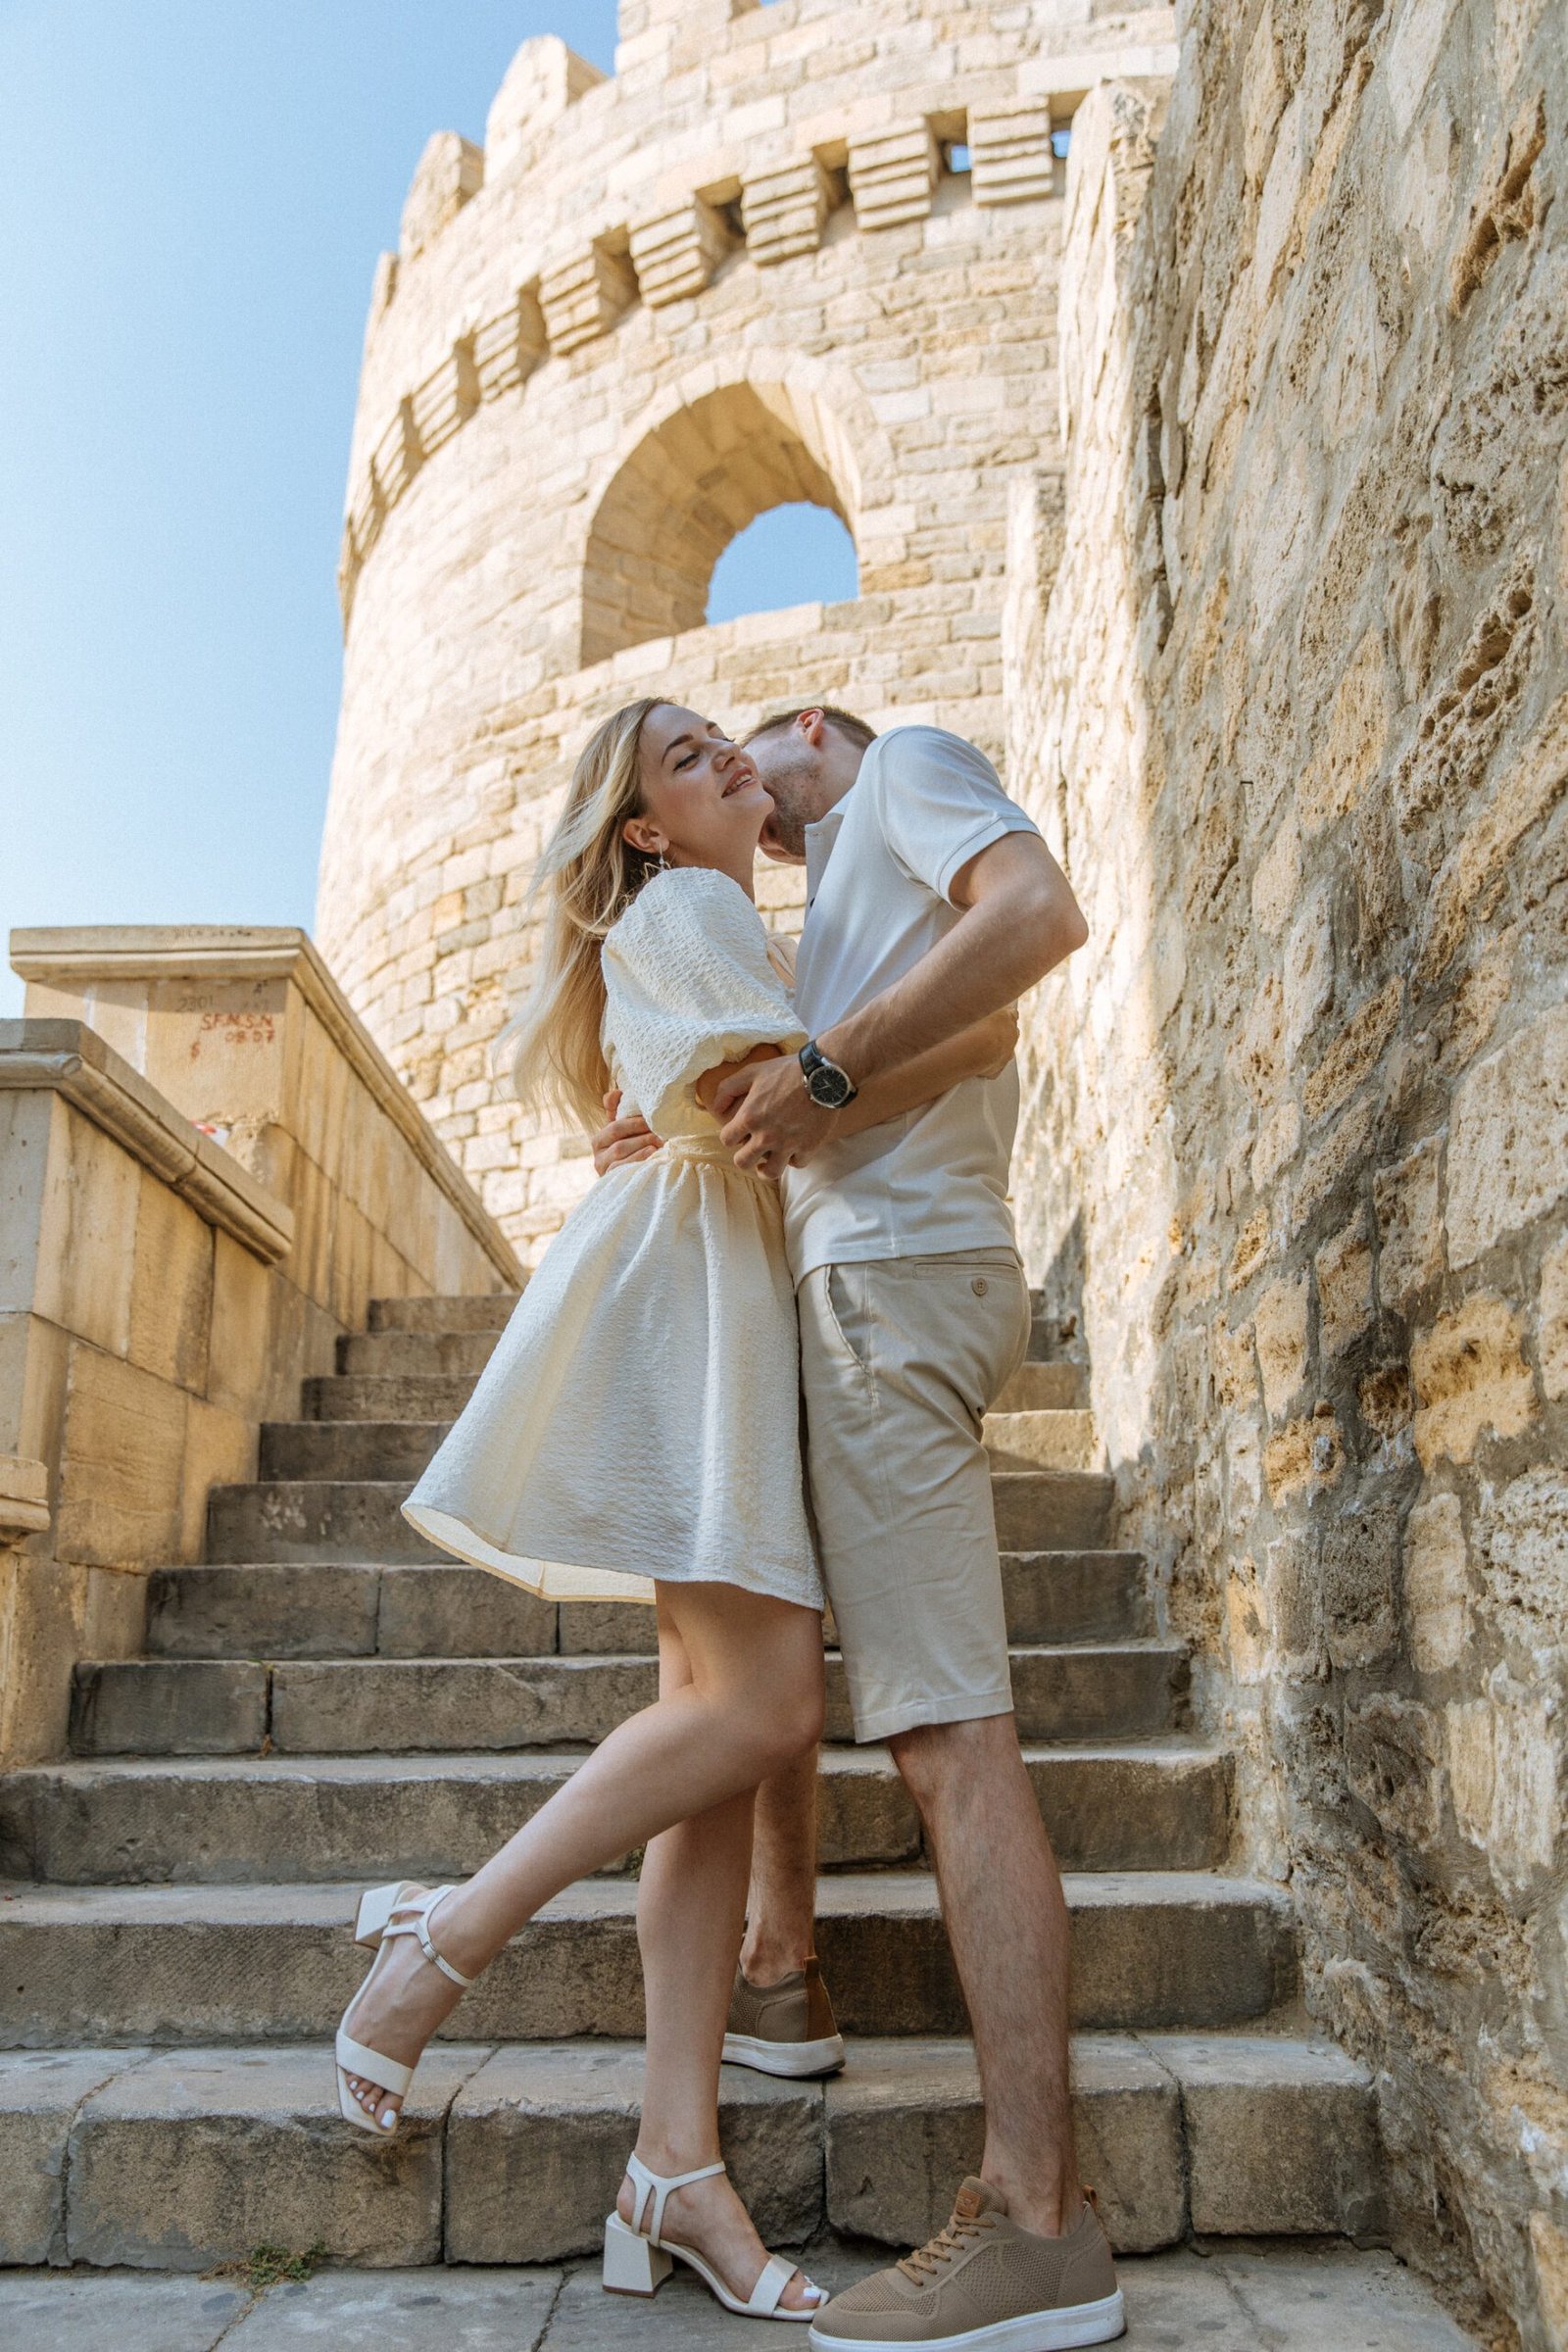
[2,932,521,1765]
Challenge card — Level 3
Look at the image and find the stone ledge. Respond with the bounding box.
[0,1022,293,1267]
[7,934,521,1288]
[0,1457,50,1542]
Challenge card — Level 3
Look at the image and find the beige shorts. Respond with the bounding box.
[797,1249,1032,1743]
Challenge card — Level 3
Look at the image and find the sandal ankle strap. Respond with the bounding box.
[385,1884,472,1989]
[625,2150,727,2244]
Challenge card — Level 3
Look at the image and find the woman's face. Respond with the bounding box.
[627,706,774,872]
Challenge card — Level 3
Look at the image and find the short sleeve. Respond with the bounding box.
[602,868,808,1135]
[872,726,1042,903]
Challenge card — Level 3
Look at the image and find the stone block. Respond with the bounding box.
[472,288,547,403]
[540,244,638,355]
[1149,2035,1381,2236]
[1316,1217,1374,1357]
[741,155,834,264]
[826,2036,1183,2253]
[0,2271,248,2350]
[56,1343,186,1569]
[409,343,480,461]
[67,2045,489,2269]
[399,130,482,262]
[1447,1004,1568,1268]
[127,1171,213,1392]
[970,101,1056,207]
[147,1561,379,1658]
[70,1659,267,1757]
[485,33,604,175]
[1403,1492,1470,1672]
[1411,1292,1536,1467]
[446,2045,820,2262]
[1253,1275,1308,1417]
[21,1093,140,1355]
[848,122,941,230]
[1447,1675,1557,1895]
[630,197,735,306]
[0,2049,142,2262]
[1373,1136,1445,1313]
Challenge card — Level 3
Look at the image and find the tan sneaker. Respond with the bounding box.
[721,1955,846,2079]
[807,2178,1123,2349]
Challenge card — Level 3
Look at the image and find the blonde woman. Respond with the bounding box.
[331,698,1014,2324]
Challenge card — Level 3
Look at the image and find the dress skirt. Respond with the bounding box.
[403,1136,823,1613]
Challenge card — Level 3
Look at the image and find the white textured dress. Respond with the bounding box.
[403,867,823,1613]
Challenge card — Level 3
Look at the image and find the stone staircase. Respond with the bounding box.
[0,1292,1383,2274]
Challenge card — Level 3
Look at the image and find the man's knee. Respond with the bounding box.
[889,1710,1020,1811]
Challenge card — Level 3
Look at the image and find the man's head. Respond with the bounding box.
[744,706,875,860]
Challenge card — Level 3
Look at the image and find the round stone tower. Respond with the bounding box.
[317,0,1175,1258]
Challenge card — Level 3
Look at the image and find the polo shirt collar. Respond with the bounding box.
[804,786,856,906]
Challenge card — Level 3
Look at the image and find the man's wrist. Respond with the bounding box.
[799,1038,858,1108]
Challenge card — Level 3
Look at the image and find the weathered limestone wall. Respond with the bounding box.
[317,0,1178,1262]
[1009,10,1567,2342]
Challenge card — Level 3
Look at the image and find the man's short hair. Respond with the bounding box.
[744,704,877,754]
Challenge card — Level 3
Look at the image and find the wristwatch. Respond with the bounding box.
[799,1039,858,1108]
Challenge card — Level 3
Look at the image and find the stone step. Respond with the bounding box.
[207,1471,1116,1562]
[0,2032,1377,2270]
[261,1407,1102,1483]
[0,1869,1288,2045]
[338,1329,501,1378]
[70,1642,1190,1758]
[368,1293,520,1334]
[992,1358,1087,1412]
[305,1370,480,1421]
[984,1408,1102,1472]
[338,1314,1075,1383]
[146,1550,1155,1660]
[0,1746,1235,1885]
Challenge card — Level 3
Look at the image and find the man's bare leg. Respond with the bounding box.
[890,1711,1082,2236]
[739,1745,819,1984]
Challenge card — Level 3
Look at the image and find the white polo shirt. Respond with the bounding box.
[782,724,1040,1283]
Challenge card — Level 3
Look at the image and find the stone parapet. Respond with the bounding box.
[0,1022,293,1267]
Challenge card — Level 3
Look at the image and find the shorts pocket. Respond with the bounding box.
[823,1264,876,1378]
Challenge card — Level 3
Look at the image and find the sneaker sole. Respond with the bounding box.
[721,2030,848,2080]
[808,2286,1125,2351]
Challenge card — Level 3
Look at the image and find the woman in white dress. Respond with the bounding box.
[331,698,1015,2323]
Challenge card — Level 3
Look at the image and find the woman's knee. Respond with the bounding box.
[739,1655,824,1777]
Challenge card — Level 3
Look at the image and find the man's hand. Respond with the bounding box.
[714,1054,838,1176]
[591,1089,661,1177]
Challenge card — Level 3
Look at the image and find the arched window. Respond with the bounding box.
[580,379,859,664]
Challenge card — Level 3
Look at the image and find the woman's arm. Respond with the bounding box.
[835,1005,1018,1138]
[695,1042,782,1113]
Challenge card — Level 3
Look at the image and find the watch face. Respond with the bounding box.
[808,1062,854,1108]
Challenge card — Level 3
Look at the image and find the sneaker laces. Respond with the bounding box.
[897,2210,997,2282]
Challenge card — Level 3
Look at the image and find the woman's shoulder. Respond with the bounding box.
[607,865,763,955]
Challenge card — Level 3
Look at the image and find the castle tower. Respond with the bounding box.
[316,0,1177,1258]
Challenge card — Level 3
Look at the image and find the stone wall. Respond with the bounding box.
[1008,10,1567,2343]
[316,0,1178,1263]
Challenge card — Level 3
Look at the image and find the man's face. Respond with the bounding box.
[748,727,825,862]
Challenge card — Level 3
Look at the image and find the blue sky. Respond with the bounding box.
[0,2,856,1015]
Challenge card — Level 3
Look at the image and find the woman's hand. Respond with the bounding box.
[592,1089,662,1176]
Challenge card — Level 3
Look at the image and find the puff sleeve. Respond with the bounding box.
[601,867,807,1137]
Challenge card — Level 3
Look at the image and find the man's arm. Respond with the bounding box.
[833,1005,1018,1138]
[715,831,1086,1172]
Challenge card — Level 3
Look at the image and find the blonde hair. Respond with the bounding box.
[499,697,667,1128]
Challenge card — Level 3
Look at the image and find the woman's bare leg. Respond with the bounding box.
[613,1604,819,2312]
[341,1580,824,2125]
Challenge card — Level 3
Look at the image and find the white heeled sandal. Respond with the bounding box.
[335,1881,472,2135]
[603,2151,825,2322]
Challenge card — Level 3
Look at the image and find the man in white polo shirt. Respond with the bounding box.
[710,707,1118,2352]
